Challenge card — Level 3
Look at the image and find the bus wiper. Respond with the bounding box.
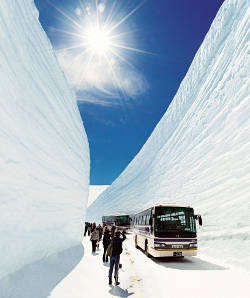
[164,228,180,231]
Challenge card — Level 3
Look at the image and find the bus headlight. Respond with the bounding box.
[154,243,166,248]
[189,243,197,248]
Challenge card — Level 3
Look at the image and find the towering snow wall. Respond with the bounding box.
[87,0,250,271]
[0,0,89,279]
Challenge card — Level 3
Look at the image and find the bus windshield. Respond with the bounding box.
[154,207,197,237]
[116,215,130,226]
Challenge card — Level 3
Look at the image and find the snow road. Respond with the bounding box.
[48,233,250,298]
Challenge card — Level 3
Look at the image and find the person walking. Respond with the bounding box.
[108,231,126,285]
[84,222,88,236]
[111,225,116,238]
[102,229,111,262]
[90,227,99,253]
[87,223,91,236]
[96,225,103,249]
[91,222,96,232]
[98,224,103,240]
[98,224,103,238]
[102,223,106,232]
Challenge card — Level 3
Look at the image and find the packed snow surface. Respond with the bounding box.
[0,0,89,280]
[1,234,250,298]
[87,0,250,272]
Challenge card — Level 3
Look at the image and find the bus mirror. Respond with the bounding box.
[194,215,202,226]
[130,217,132,221]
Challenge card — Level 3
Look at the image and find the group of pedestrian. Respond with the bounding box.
[84,222,99,236]
[84,222,104,253]
[86,222,126,286]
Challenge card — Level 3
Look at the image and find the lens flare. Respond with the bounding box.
[97,1,105,14]
[86,6,91,15]
[75,8,82,16]
[110,58,116,65]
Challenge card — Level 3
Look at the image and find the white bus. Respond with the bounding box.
[133,203,202,257]
[102,213,132,232]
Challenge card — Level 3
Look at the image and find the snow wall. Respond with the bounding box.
[87,0,250,272]
[0,0,90,279]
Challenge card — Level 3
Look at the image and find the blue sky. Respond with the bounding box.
[34,0,224,185]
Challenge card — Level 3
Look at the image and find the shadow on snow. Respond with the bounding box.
[109,285,134,297]
[0,244,84,298]
[136,248,227,271]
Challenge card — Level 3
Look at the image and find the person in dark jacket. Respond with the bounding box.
[97,224,103,248]
[84,222,88,236]
[108,231,126,285]
[111,225,116,238]
[102,229,111,262]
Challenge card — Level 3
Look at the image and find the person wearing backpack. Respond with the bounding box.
[108,231,126,285]
[102,229,111,262]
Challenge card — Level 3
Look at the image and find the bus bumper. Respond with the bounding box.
[153,248,197,257]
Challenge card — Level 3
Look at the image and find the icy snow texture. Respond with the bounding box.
[0,0,89,279]
[87,0,250,272]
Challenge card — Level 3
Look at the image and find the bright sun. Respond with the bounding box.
[86,27,110,54]
[49,0,150,94]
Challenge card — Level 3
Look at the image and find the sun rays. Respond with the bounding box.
[46,0,151,100]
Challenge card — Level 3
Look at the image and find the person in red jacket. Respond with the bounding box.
[108,231,126,285]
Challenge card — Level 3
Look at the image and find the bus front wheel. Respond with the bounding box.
[145,242,151,258]
[135,236,139,249]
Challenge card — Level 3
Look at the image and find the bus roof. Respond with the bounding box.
[134,202,193,215]
[102,213,129,217]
